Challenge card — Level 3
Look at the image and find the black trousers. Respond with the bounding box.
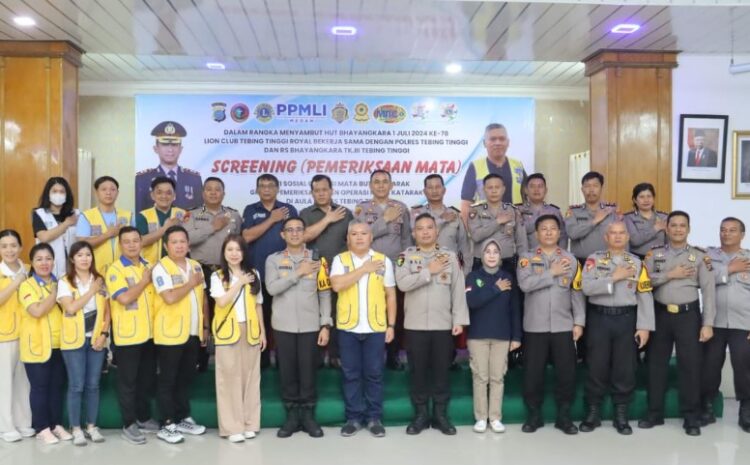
[405,330,454,406]
[261,286,274,367]
[585,309,638,406]
[646,307,701,422]
[199,265,221,370]
[701,327,750,403]
[275,330,319,404]
[115,340,156,427]
[327,292,339,359]
[386,289,406,364]
[157,336,200,424]
[523,332,577,409]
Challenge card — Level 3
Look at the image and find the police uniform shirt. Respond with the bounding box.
[135,165,203,212]
[264,249,333,333]
[57,276,103,336]
[644,244,717,326]
[565,203,619,260]
[395,246,469,331]
[410,204,471,272]
[517,202,568,250]
[152,261,205,336]
[353,199,411,262]
[299,203,353,263]
[241,200,298,279]
[707,247,750,330]
[468,202,528,259]
[329,250,396,334]
[623,210,668,257]
[517,247,585,333]
[184,206,242,266]
[209,270,263,324]
[582,250,655,331]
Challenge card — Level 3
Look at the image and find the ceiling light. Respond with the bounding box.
[445,63,462,74]
[206,62,226,70]
[13,16,36,27]
[331,26,357,36]
[611,24,640,34]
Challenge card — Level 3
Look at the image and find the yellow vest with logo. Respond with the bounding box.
[139,207,186,265]
[336,251,387,332]
[108,258,154,346]
[59,277,107,350]
[82,207,132,274]
[211,270,261,346]
[18,277,62,363]
[473,157,524,204]
[0,264,26,342]
[153,257,204,346]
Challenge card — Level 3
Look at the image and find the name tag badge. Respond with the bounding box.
[91,225,103,236]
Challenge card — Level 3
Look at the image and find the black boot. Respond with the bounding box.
[406,404,431,435]
[431,404,456,435]
[739,400,750,433]
[579,404,601,432]
[277,403,301,438]
[299,404,324,438]
[700,399,716,426]
[613,404,632,435]
[554,404,578,435]
[522,406,544,433]
[638,412,665,429]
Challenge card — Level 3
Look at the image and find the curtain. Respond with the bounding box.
[568,151,590,205]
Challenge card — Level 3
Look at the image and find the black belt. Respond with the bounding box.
[656,300,699,314]
[589,304,636,316]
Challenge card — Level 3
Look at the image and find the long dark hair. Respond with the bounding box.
[219,235,259,295]
[65,241,103,288]
[28,243,55,277]
[37,177,75,218]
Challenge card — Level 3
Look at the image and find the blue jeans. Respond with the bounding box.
[338,331,385,423]
[24,349,65,432]
[61,338,106,427]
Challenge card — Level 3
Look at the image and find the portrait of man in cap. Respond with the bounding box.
[135,120,204,211]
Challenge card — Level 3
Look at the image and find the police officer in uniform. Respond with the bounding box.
[580,221,654,435]
[517,173,567,250]
[395,213,469,435]
[135,121,203,212]
[701,217,750,432]
[565,171,619,265]
[623,183,668,259]
[640,211,715,436]
[517,214,584,435]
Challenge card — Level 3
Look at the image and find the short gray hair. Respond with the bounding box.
[347,218,371,235]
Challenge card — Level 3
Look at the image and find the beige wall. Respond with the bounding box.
[79,96,589,213]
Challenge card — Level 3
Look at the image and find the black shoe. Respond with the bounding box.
[299,404,324,438]
[340,420,362,437]
[432,405,457,435]
[367,419,385,437]
[684,425,701,436]
[555,404,578,435]
[522,407,544,433]
[579,404,601,433]
[406,405,431,435]
[277,404,301,438]
[613,404,632,435]
[638,414,665,429]
[740,401,750,432]
[700,400,716,426]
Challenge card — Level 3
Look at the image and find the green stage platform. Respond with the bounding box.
[92,360,722,429]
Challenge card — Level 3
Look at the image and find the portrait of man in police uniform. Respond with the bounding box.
[135,121,203,212]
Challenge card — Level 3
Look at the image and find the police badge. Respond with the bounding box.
[212,102,227,122]
[331,103,349,124]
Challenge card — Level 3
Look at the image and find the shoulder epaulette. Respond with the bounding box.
[651,244,666,250]
[136,167,157,176]
[411,204,424,210]
[225,206,238,212]
[470,201,487,209]
[569,204,583,209]
[692,245,707,253]
[603,202,617,207]
[449,206,460,213]
[503,202,518,209]
[181,167,201,175]
[548,203,560,210]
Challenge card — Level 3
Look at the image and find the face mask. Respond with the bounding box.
[49,193,66,206]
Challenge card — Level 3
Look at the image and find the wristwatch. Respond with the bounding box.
[101,331,110,337]
[387,324,395,329]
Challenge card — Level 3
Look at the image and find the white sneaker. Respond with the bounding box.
[227,433,245,443]
[72,429,87,447]
[52,425,73,441]
[244,431,256,439]
[490,420,506,433]
[1,430,22,442]
[18,427,36,438]
[175,417,206,435]
[473,420,488,433]
[157,424,184,444]
[85,426,105,443]
[36,428,59,445]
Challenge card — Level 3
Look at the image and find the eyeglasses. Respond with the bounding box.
[283,227,304,233]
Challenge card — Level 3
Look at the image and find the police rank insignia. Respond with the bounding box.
[331,103,349,124]
[519,258,529,268]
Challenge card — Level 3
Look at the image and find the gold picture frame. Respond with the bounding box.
[732,130,750,199]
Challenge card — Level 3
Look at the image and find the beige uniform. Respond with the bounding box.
[183,205,242,266]
[410,204,471,273]
[468,202,527,260]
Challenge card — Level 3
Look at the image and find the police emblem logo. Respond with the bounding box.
[254,103,274,123]
[230,103,250,123]
[212,102,227,122]
[353,102,369,122]
[331,103,349,124]
[165,123,176,135]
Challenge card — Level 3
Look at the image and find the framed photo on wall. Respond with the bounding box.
[733,131,750,199]
[677,114,728,183]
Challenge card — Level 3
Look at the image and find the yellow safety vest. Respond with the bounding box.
[82,207,132,274]
[59,277,107,350]
[18,276,63,363]
[153,257,205,346]
[336,251,387,332]
[0,263,26,342]
[106,257,154,346]
[211,270,261,346]
[472,157,524,204]
[139,207,186,265]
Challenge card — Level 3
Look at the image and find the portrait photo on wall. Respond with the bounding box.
[733,131,750,199]
[677,114,728,183]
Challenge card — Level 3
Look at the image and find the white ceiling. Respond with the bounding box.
[1,1,749,93]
